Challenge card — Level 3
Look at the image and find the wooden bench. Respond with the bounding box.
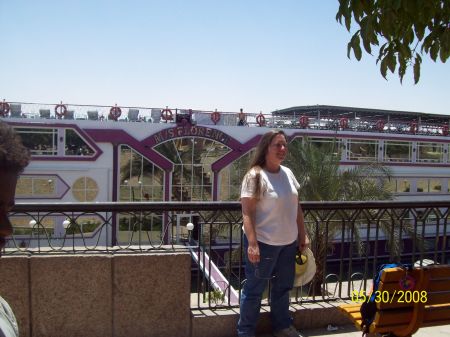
[339,264,450,337]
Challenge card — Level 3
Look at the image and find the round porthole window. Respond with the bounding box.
[72,177,99,201]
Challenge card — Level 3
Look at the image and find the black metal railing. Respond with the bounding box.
[7,201,450,309]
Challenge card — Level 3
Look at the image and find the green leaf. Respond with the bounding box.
[361,0,373,15]
[422,35,432,53]
[430,42,439,61]
[416,53,422,63]
[362,38,372,54]
[360,16,374,54]
[413,56,421,84]
[380,57,388,79]
[353,36,362,60]
[352,0,363,20]
[347,41,353,59]
[379,43,388,57]
[439,45,448,63]
[414,23,426,41]
[440,30,450,62]
[345,13,352,31]
[398,59,407,84]
[387,52,396,73]
[405,28,414,45]
[398,42,412,59]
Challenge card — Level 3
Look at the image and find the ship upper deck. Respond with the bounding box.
[1,101,449,137]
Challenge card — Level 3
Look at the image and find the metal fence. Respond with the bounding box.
[7,201,450,309]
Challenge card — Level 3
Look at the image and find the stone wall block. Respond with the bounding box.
[113,252,191,337]
[0,256,30,337]
[30,255,112,337]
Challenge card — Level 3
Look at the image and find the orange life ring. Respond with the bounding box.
[339,117,349,129]
[442,125,449,136]
[256,113,266,127]
[0,101,10,117]
[299,115,309,128]
[55,104,67,119]
[376,119,385,132]
[410,122,417,134]
[211,110,220,124]
[109,106,122,120]
[161,107,173,121]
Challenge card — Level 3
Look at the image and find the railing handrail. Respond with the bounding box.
[11,200,450,212]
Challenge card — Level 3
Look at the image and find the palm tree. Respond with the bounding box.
[285,137,413,295]
[287,138,393,202]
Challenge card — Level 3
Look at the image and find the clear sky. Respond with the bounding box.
[1,0,449,115]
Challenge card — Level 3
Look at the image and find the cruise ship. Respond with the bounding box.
[1,101,449,247]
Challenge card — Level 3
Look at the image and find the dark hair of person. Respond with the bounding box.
[0,121,30,173]
[246,129,287,199]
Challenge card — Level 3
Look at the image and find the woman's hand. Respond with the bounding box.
[247,242,260,264]
[298,234,310,253]
[297,204,309,252]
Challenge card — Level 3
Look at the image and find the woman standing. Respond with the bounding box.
[237,130,308,337]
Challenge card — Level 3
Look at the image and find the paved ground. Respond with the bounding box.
[256,324,450,336]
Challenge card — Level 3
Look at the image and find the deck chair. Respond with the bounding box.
[87,111,99,120]
[128,109,139,121]
[151,109,161,123]
[64,110,74,120]
[39,109,51,119]
[10,104,22,117]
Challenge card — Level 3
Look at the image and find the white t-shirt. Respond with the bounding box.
[240,165,300,246]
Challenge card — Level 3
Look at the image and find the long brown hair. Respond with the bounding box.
[246,130,287,199]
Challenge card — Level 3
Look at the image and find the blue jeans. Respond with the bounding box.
[237,236,297,337]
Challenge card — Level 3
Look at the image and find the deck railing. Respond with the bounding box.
[2,101,450,134]
[7,201,450,309]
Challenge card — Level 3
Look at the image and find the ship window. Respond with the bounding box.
[308,137,342,156]
[348,139,377,161]
[397,179,410,193]
[117,213,163,245]
[417,142,444,163]
[10,216,55,236]
[219,149,254,201]
[119,145,164,201]
[154,138,229,201]
[423,238,436,251]
[62,216,102,235]
[384,141,411,162]
[72,177,99,201]
[416,179,429,193]
[65,129,95,156]
[14,127,58,156]
[383,178,396,193]
[15,176,57,197]
[430,179,442,193]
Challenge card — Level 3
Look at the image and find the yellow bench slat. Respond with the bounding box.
[338,304,363,329]
[427,292,450,305]
[428,279,450,292]
[423,304,450,323]
[374,308,413,326]
[339,303,361,312]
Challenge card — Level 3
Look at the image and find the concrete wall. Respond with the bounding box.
[0,251,191,337]
[0,251,351,337]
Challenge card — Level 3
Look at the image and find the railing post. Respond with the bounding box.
[111,143,119,246]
